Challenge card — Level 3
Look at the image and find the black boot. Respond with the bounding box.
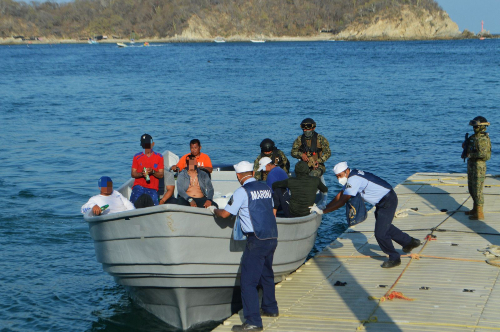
[402,238,421,253]
[381,258,401,268]
[231,323,264,331]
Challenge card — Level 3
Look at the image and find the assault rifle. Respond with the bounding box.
[461,133,469,162]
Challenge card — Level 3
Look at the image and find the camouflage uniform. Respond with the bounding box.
[253,149,289,181]
[466,128,491,206]
[291,132,331,177]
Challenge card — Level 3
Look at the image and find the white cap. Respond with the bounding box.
[233,161,254,173]
[333,161,348,175]
[257,157,272,171]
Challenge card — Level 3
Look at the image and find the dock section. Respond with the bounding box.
[213,173,500,331]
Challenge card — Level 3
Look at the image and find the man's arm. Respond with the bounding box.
[317,135,331,163]
[118,192,136,210]
[290,136,303,160]
[318,180,328,193]
[214,209,231,218]
[131,168,147,179]
[272,179,289,191]
[323,191,351,214]
[159,185,175,204]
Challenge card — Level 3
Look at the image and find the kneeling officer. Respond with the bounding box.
[209,161,278,331]
[311,162,421,268]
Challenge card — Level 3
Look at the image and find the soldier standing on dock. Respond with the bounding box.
[462,116,491,220]
[291,118,331,177]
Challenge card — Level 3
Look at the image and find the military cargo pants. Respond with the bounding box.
[467,159,486,205]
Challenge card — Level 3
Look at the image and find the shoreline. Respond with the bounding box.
[1,34,498,46]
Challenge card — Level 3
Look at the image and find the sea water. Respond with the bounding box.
[0,40,499,331]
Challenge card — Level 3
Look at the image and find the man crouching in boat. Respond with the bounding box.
[208,161,279,331]
[81,176,135,216]
[310,162,421,268]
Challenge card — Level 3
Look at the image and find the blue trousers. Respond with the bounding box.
[130,185,159,206]
[240,235,278,327]
[374,190,412,261]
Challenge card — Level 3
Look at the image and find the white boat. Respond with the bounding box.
[250,39,265,43]
[117,43,127,48]
[85,151,325,330]
[214,37,226,43]
[88,38,98,44]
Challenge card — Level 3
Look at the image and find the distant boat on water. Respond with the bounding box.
[88,37,98,44]
[250,39,265,43]
[117,43,127,47]
[214,36,226,43]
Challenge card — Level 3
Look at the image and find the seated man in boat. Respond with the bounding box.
[253,138,289,181]
[129,134,164,208]
[81,176,135,215]
[171,139,213,174]
[159,170,177,205]
[310,162,421,268]
[257,156,290,217]
[272,161,328,218]
[209,161,279,332]
[176,154,218,208]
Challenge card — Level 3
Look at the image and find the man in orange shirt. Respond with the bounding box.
[171,139,213,174]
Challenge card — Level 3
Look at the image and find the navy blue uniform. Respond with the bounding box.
[224,178,278,327]
[344,169,411,260]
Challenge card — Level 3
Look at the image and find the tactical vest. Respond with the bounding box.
[348,169,392,190]
[300,132,323,160]
[242,181,278,240]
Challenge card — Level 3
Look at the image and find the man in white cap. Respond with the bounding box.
[209,161,278,331]
[311,162,421,268]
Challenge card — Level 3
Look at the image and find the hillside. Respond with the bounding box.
[0,0,460,42]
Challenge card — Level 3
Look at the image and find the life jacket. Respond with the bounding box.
[300,132,323,160]
[346,193,368,227]
[242,181,278,240]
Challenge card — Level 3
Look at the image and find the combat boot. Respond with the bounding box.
[470,205,484,220]
[465,203,477,216]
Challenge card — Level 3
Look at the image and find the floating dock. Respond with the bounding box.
[213,173,500,331]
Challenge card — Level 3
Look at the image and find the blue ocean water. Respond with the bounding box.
[0,40,499,331]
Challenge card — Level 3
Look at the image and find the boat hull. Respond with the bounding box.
[85,164,324,330]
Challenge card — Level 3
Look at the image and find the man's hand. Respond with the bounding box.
[301,153,309,162]
[159,199,166,205]
[189,200,197,207]
[204,200,212,208]
[313,161,319,169]
[92,205,102,216]
[170,165,179,171]
[142,168,150,178]
[309,204,324,215]
[206,205,216,214]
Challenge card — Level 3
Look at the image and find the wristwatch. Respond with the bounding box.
[188,198,194,203]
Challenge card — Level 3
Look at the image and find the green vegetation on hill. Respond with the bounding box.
[0,0,443,39]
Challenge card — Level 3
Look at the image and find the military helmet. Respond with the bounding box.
[300,118,316,130]
[260,138,275,153]
[469,116,490,127]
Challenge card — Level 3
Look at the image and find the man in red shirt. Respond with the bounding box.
[171,139,213,174]
[130,134,164,207]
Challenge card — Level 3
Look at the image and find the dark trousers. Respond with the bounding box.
[272,188,291,218]
[130,185,159,207]
[374,189,412,261]
[177,196,219,208]
[240,235,278,327]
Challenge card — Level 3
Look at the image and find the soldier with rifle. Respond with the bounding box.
[462,116,491,220]
[253,139,289,181]
[291,118,331,177]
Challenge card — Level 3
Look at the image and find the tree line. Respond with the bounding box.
[0,0,443,39]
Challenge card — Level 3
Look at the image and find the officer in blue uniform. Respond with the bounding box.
[209,161,279,331]
[311,162,421,268]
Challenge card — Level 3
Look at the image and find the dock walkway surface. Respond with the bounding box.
[213,173,500,331]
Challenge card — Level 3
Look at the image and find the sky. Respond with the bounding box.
[436,0,500,34]
[39,0,500,34]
